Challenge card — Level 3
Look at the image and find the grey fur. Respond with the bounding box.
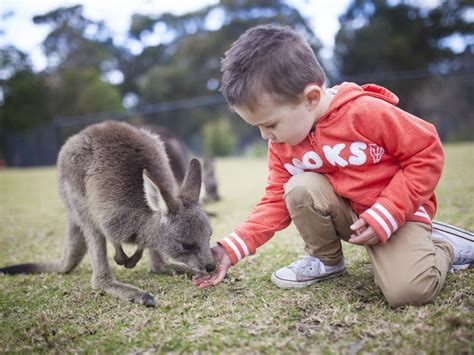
[0,121,215,307]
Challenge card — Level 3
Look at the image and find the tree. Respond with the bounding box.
[0,45,31,82]
[0,45,51,132]
[126,0,321,102]
[0,69,51,132]
[33,5,117,71]
[49,68,124,117]
[122,0,324,145]
[31,6,125,118]
[333,0,474,140]
[202,117,236,156]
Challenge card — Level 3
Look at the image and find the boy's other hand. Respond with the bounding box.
[349,218,381,245]
[192,244,231,288]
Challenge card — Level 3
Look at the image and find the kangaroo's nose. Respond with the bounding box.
[205,263,216,273]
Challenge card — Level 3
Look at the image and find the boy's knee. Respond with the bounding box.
[284,184,313,213]
[284,173,333,212]
[382,272,441,307]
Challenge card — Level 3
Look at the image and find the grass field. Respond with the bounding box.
[0,143,473,353]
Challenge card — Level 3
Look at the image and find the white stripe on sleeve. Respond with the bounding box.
[414,211,431,222]
[373,203,398,232]
[231,232,249,257]
[222,236,242,261]
[366,209,392,239]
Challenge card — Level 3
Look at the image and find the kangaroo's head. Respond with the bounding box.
[142,159,215,276]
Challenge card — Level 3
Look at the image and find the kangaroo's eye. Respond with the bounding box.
[182,243,196,251]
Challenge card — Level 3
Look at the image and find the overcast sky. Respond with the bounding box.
[0,0,353,71]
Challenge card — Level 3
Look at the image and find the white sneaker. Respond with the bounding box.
[271,255,346,289]
[432,221,474,271]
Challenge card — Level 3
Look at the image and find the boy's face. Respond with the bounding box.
[234,90,320,146]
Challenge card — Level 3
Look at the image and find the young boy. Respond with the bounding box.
[192,24,473,307]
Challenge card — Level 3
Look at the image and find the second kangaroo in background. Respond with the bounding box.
[0,121,215,307]
[138,124,221,203]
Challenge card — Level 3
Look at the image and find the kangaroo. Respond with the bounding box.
[0,121,215,307]
[137,123,221,203]
[202,157,220,203]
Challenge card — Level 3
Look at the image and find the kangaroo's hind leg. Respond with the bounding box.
[58,217,88,273]
[83,225,155,307]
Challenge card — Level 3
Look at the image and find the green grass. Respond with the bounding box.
[1,143,473,353]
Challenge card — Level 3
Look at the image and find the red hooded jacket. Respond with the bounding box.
[219,82,444,265]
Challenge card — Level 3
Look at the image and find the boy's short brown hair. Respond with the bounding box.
[220,24,326,110]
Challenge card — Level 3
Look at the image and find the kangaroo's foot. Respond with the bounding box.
[94,279,155,307]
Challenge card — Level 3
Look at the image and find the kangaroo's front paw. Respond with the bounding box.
[124,260,138,268]
[124,249,143,269]
[114,254,127,265]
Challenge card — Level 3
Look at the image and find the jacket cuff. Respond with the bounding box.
[217,232,251,266]
[360,200,403,243]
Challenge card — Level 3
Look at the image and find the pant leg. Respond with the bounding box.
[366,221,454,307]
[284,172,358,266]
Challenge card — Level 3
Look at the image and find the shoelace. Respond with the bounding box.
[289,255,326,274]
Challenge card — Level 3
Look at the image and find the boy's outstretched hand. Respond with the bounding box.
[349,218,381,245]
[192,244,231,288]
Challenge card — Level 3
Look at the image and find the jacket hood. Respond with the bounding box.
[320,82,399,124]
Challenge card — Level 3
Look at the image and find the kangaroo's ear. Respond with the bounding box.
[143,169,180,214]
[199,181,206,204]
[180,158,202,205]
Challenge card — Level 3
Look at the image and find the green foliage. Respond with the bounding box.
[123,0,322,102]
[0,46,31,79]
[0,70,51,132]
[333,0,473,141]
[202,117,236,156]
[245,141,268,158]
[138,65,196,102]
[76,80,124,115]
[50,68,124,117]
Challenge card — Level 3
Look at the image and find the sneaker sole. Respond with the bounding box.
[271,268,346,289]
[451,264,471,271]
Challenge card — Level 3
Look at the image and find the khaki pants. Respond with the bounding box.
[284,172,454,307]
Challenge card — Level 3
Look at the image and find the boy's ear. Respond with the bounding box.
[303,84,321,109]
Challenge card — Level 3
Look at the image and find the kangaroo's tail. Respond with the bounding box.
[0,262,64,275]
[1,220,88,276]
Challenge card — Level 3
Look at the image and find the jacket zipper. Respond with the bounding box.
[309,131,317,146]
